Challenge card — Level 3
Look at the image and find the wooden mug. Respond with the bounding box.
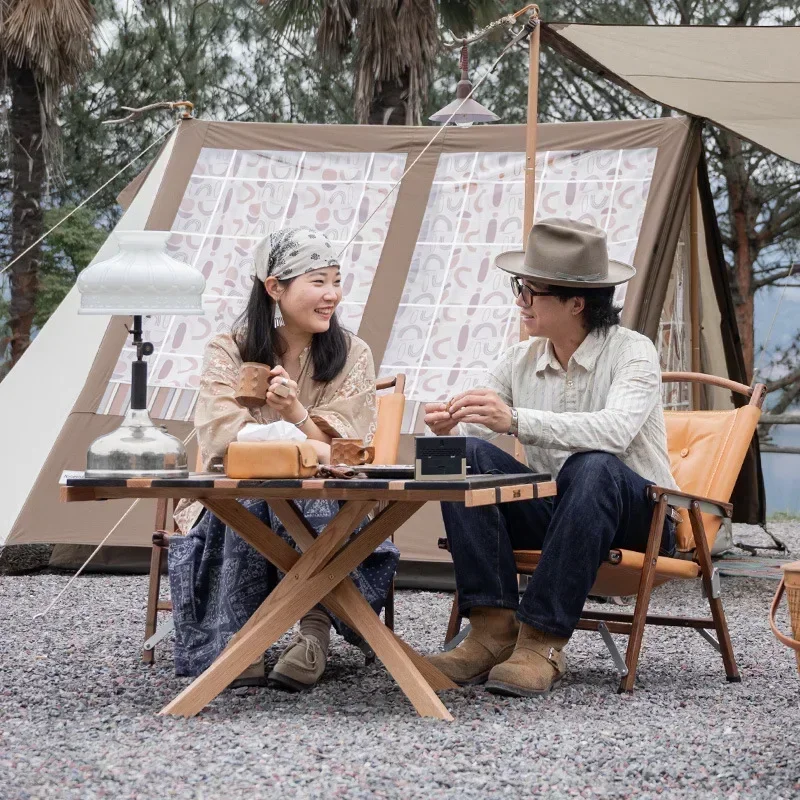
[235,362,271,408]
[330,438,375,466]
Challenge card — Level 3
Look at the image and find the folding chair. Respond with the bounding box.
[142,374,406,663]
[441,371,766,692]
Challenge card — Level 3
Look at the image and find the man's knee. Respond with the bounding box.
[557,451,622,490]
[465,437,503,471]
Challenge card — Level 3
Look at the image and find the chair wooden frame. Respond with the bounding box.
[142,373,406,664]
[442,371,766,693]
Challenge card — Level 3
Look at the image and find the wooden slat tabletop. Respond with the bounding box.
[60,472,556,506]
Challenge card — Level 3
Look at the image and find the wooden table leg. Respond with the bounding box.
[269,499,458,694]
[161,499,453,719]
[208,497,455,694]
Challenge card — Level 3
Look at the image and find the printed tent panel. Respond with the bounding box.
[98,149,408,421]
[4,115,746,556]
[381,146,658,432]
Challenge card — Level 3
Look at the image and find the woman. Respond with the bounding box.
[169,226,399,691]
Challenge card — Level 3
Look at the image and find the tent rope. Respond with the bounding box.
[34,429,197,621]
[0,122,178,280]
[337,13,538,260]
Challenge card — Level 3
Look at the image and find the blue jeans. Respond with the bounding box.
[441,438,676,638]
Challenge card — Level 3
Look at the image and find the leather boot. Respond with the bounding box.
[427,607,519,686]
[485,623,568,697]
[268,607,331,692]
[230,656,266,689]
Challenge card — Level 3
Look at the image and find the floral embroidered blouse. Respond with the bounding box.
[173,332,377,533]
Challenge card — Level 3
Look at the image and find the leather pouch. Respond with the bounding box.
[224,441,319,479]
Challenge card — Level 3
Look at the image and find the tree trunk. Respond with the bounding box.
[7,64,46,368]
[731,206,755,381]
[718,132,759,381]
[366,71,411,125]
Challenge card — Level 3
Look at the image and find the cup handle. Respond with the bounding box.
[360,446,375,465]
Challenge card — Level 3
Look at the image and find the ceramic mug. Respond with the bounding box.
[235,362,271,408]
[330,438,375,466]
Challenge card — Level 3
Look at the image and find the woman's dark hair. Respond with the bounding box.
[548,284,622,334]
[232,277,349,382]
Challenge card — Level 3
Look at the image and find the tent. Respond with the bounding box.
[0,115,760,576]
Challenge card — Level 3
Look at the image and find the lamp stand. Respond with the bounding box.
[85,315,189,478]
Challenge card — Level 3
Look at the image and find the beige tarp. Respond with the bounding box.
[543,24,800,164]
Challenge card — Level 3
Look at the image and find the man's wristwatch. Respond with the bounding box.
[508,406,519,437]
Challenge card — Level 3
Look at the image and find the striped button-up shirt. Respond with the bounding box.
[460,325,679,490]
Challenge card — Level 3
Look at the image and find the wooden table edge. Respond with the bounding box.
[60,480,557,505]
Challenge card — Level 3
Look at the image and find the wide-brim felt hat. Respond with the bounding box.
[495,217,636,288]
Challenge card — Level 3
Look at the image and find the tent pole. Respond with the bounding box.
[689,170,702,409]
[523,14,541,241]
[520,11,541,345]
[515,11,540,464]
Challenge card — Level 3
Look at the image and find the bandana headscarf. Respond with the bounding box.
[252,227,339,283]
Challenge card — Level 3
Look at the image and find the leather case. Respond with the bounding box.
[224,441,320,479]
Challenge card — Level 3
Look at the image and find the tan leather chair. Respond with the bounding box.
[142,374,406,663]
[442,372,766,692]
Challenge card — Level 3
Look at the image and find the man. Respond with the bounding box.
[424,217,678,697]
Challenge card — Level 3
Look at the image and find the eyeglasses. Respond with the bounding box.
[509,276,556,306]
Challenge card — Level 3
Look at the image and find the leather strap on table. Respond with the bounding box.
[315,465,368,480]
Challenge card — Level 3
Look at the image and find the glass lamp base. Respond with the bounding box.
[86,407,189,478]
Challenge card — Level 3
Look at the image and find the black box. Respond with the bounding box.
[414,436,467,481]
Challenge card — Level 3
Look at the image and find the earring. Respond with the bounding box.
[273,301,285,328]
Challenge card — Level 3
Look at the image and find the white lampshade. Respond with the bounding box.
[77,230,205,315]
[429,97,500,126]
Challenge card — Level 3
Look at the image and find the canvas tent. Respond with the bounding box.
[0,115,759,575]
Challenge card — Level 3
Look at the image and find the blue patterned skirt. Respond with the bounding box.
[168,498,401,677]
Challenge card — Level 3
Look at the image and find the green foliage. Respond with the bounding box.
[33,206,108,330]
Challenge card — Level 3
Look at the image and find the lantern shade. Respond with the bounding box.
[76,230,205,478]
[77,230,205,315]
[429,97,500,126]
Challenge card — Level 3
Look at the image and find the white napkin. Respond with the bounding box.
[237,420,307,443]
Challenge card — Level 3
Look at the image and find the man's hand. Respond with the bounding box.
[424,402,459,436]
[449,388,512,434]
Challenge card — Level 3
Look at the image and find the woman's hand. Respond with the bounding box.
[424,402,459,436]
[266,365,304,421]
[306,439,331,464]
[449,388,512,434]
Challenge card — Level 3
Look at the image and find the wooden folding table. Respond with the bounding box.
[61,471,556,720]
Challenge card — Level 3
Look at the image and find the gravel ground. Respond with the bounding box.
[2,523,800,800]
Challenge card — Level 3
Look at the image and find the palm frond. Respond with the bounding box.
[267,0,323,41]
[317,0,357,61]
[2,0,96,86]
[353,0,438,125]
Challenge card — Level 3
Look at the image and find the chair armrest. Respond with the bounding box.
[648,486,732,519]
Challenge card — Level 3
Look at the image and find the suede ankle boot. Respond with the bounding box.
[230,655,266,689]
[268,607,331,692]
[427,607,519,686]
[485,623,568,697]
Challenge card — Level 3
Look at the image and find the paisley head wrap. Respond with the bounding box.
[252,227,339,282]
